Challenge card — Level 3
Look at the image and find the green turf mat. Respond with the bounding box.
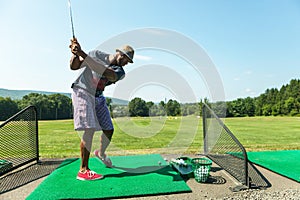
[247,150,300,182]
[26,154,191,199]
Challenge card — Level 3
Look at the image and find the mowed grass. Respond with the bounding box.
[223,116,300,151]
[38,116,300,158]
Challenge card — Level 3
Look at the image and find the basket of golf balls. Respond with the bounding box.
[191,157,212,183]
[0,160,13,175]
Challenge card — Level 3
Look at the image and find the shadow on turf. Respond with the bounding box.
[107,165,228,185]
[0,160,64,194]
[107,165,184,181]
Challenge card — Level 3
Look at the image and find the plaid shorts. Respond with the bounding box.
[72,87,101,131]
[95,96,113,130]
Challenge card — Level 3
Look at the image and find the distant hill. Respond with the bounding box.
[0,88,71,99]
[0,88,128,105]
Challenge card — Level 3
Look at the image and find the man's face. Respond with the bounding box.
[116,53,131,67]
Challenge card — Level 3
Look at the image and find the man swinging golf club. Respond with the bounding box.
[69,38,134,180]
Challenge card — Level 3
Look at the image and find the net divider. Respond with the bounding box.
[202,103,251,188]
[0,106,39,176]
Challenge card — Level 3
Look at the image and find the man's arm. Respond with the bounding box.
[70,55,82,70]
[103,68,118,82]
[69,38,117,81]
[107,66,125,84]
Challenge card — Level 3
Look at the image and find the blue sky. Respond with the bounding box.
[0,0,299,102]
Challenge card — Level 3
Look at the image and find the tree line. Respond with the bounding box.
[0,93,72,120]
[225,79,300,117]
[114,79,300,118]
[0,79,299,121]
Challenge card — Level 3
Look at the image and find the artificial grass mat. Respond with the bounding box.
[26,154,191,199]
[247,150,300,182]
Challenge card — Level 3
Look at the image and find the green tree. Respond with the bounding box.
[228,98,246,117]
[159,101,165,109]
[166,99,181,116]
[146,101,157,116]
[284,97,300,116]
[19,93,72,120]
[19,93,48,119]
[157,101,166,116]
[48,94,72,119]
[128,97,149,117]
[262,104,272,116]
[0,97,19,120]
[146,101,154,109]
[244,97,255,117]
[211,101,227,117]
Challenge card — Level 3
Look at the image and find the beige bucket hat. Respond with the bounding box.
[116,45,134,63]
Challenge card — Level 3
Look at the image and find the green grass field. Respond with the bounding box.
[38,116,300,158]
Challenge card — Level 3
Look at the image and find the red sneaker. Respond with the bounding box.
[76,169,103,181]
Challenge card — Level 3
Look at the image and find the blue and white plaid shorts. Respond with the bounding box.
[95,96,113,130]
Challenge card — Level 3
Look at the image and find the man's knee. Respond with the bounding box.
[103,129,113,134]
[102,129,114,140]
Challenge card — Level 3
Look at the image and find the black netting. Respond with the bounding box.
[0,106,38,176]
[202,103,270,189]
[0,160,62,194]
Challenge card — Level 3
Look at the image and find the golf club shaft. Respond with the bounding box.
[68,0,75,39]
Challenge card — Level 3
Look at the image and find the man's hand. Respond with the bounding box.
[69,38,82,56]
[68,38,109,75]
[69,38,87,60]
[69,38,83,70]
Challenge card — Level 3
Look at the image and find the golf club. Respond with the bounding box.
[68,0,76,39]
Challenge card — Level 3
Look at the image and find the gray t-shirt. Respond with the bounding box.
[71,50,125,96]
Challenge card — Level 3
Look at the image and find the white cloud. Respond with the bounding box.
[245,70,252,75]
[265,74,275,78]
[245,88,252,92]
[245,88,256,96]
[134,54,152,61]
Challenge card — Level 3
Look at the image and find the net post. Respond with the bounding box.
[32,106,40,163]
[202,103,208,155]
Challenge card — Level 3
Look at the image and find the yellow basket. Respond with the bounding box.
[191,157,212,183]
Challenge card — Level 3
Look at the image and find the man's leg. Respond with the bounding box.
[100,129,113,157]
[94,96,114,167]
[93,129,113,167]
[72,88,103,180]
[77,128,103,181]
[80,129,94,172]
